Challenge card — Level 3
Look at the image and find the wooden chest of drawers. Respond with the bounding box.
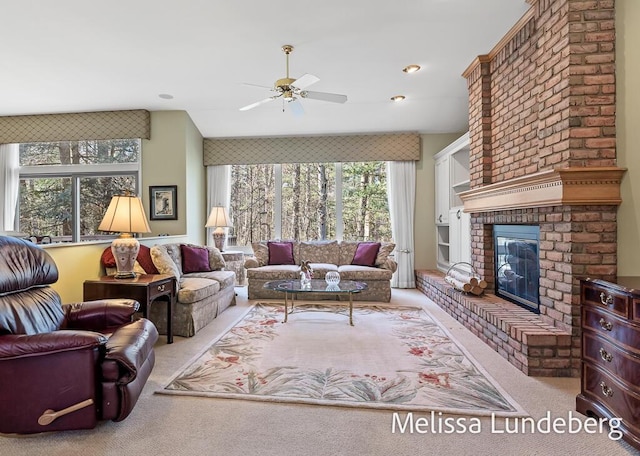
[577,277,640,450]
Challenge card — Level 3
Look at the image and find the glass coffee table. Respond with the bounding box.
[264,279,368,326]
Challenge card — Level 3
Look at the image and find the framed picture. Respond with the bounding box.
[149,185,178,220]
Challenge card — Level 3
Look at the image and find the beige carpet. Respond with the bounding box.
[1,288,636,455]
[158,302,527,416]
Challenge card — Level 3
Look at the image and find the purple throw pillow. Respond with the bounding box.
[268,241,295,265]
[351,242,381,267]
[181,244,211,273]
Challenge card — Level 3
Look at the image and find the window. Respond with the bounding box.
[229,161,390,247]
[18,139,141,243]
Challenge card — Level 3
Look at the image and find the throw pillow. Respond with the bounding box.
[351,242,380,267]
[376,242,396,266]
[267,241,295,265]
[137,244,160,274]
[252,242,269,266]
[100,245,159,274]
[206,245,226,271]
[150,245,181,279]
[181,244,212,273]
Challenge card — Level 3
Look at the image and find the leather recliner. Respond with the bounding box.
[0,236,159,434]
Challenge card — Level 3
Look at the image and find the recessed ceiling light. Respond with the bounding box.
[390,95,406,102]
[402,64,421,74]
[158,93,174,100]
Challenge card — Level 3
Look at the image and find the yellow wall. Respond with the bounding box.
[414,133,463,270]
[616,0,640,276]
[45,110,205,303]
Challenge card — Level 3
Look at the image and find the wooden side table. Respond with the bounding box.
[221,250,246,286]
[83,274,176,344]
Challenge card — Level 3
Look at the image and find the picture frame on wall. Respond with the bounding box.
[149,185,178,220]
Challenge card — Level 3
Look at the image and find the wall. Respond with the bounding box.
[617,0,640,276]
[47,110,205,303]
[414,133,462,270]
[142,110,205,239]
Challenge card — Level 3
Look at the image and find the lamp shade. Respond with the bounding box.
[205,206,231,228]
[98,195,151,234]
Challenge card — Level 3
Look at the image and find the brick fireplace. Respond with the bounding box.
[417,0,625,377]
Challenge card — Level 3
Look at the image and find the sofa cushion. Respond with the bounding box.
[246,264,300,280]
[337,264,393,281]
[181,244,211,273]
[150,245,181,279]
[308,263,339,279]
[297,240,339,265]
[183,270,235,290]
[352,242,380,267]
[268,241,295,265]
[338,241,360,266]
[177,277,221,304]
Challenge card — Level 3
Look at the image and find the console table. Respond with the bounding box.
[83,274,176,344]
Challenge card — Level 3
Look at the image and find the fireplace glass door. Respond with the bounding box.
[494,225,540,313]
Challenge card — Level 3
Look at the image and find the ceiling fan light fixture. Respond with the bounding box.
[402,64,421,74]
[391,95,406,102]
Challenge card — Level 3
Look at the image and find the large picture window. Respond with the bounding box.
[229,161,390,247]
[18,139,141,243]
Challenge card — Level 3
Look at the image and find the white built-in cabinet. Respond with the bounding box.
[434,133,471,272]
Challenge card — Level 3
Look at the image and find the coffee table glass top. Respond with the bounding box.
[264,279,367,294]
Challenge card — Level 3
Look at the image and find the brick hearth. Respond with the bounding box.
[416,270,573,376]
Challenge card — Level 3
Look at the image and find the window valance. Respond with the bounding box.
[203,133,420,165]
[0,110,150,144]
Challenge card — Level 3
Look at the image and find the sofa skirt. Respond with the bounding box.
[149,284,236,337]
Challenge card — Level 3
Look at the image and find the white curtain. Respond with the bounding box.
[387,161,416,288]
[0,144,20,232]
[206,165,231,247]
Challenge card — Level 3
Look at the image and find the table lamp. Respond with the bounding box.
[98,194,151,278]
[205,206,231,251]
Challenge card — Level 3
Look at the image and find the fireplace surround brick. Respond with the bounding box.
[418,0,620,377]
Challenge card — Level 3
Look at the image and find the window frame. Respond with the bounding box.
[18,147,142,244]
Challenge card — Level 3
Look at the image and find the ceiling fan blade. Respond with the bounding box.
[242,82,275,90]
[291,73,320,90]
[239,96,279,111]
[288,98,305,117]
[300,90,348,104]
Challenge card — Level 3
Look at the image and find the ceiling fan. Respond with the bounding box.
[239,45,348,114]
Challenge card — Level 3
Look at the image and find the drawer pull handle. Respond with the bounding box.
[598,318,612,331]
[599,347,613,362]
[600,381,614,398]
[158,285,165,292]
[438,214,443,223]
[599,292,613,306]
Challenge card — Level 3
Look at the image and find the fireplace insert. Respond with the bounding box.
[494,225,540,313]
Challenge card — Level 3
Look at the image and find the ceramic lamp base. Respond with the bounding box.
[111,234,140,279]
[213,230,226,252]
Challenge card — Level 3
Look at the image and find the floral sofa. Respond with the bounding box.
[102,243,236,337]
[244,240,396,302]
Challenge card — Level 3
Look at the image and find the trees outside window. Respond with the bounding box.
[18,139,140,243]
[229,161,390,246]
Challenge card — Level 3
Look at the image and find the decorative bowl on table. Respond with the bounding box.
[325,271,341,286]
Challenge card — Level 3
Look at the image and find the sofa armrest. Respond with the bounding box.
[0,331,107,360]
[380,258,398,274]
[244,257,259,269]
[63,299,140,330]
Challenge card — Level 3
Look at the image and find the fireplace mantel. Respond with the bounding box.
[460,167,626,213]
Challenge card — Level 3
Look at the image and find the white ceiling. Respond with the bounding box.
[1,0,530,139]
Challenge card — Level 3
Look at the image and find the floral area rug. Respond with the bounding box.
[157,303,527,417]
